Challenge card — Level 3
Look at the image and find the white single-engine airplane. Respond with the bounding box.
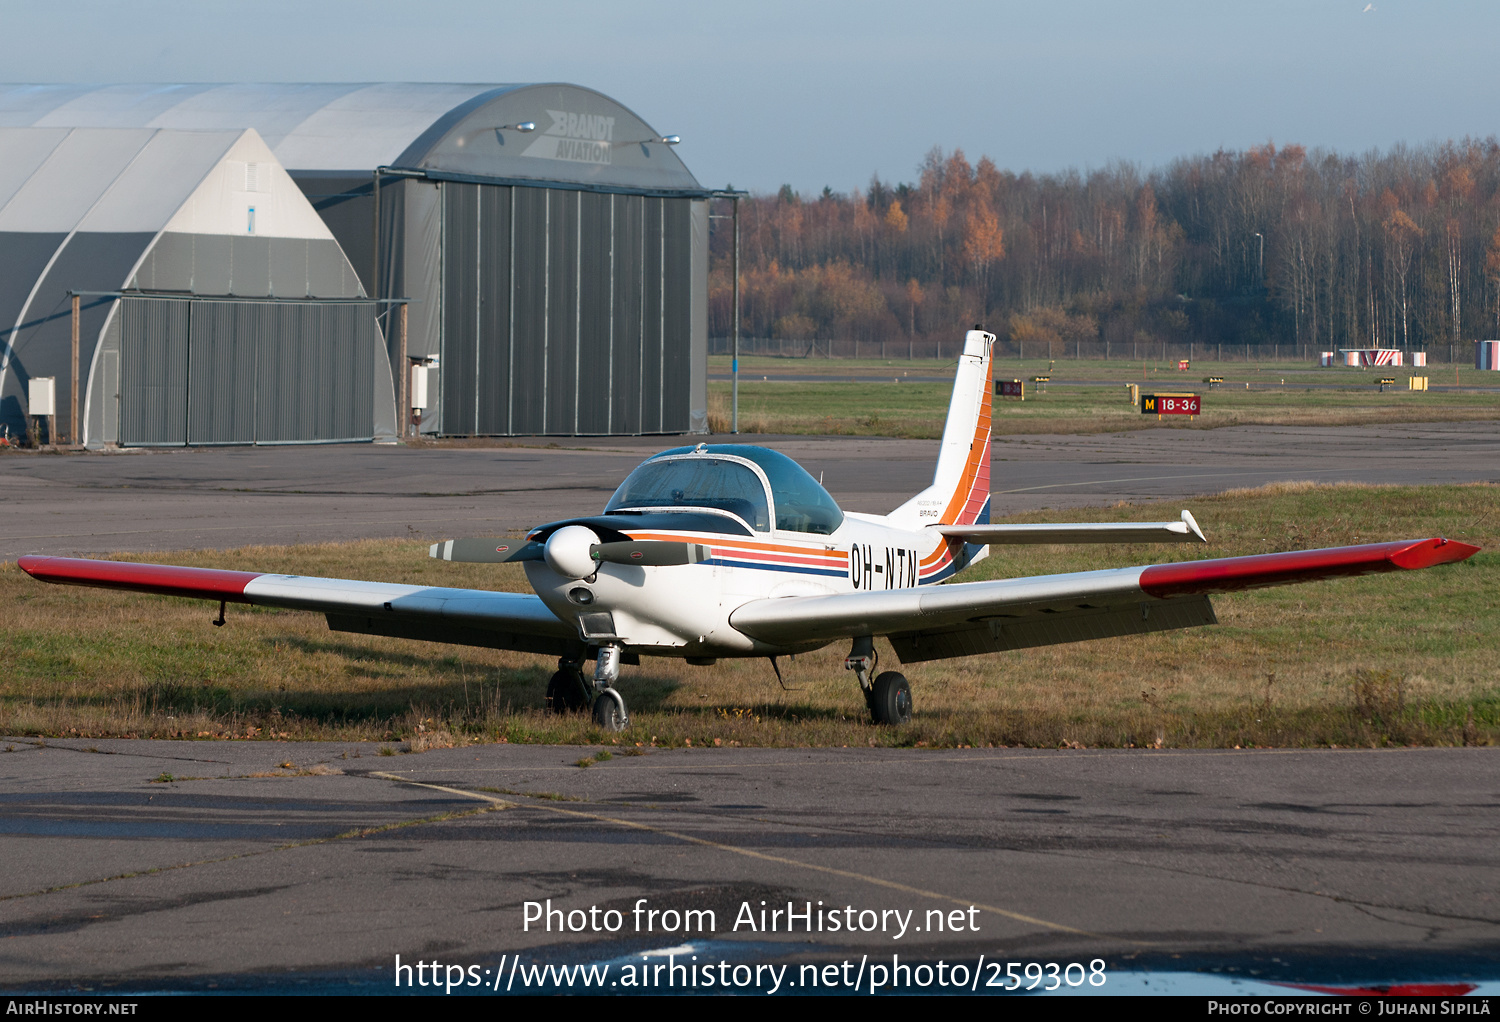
[20,329,1479,729]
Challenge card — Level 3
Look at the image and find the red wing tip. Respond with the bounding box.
[17,555,263,600]
[17,554,59,577]
[1390,537,1482,569]
[1139,537,1480,599]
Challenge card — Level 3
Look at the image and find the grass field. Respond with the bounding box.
[708,355,1500,437]
[2,483,1493,751]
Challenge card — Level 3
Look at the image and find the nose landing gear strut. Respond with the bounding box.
[590,644,629,731]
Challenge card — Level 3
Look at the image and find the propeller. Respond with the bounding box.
[591,541,711,567]
[545,527,711,578]
[428,539,543,563]
[428,533,711,573]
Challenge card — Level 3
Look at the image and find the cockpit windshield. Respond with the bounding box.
[605,457,771,531]
[607,446,845,536]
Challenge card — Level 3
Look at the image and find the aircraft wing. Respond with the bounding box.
[934,510,1207,545]
[16,555,581,658]
[729,538,1478,663]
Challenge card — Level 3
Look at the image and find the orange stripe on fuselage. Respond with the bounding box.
[918,535,964,572]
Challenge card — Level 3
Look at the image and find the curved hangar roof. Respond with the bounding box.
[0,83,704,194]
[0,126,373,441]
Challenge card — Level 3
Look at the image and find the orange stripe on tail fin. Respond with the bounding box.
[889,329,994,530]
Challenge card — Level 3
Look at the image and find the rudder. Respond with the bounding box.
[890,328,993,529]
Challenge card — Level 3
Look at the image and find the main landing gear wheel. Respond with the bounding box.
[870,672,912,725]
[592,689,629,731]
[546,669,590,713]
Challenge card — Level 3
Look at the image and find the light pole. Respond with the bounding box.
[1254,232,1264,289]
[732,194,740,433]
[710,188,747,433]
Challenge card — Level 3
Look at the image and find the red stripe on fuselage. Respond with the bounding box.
[1139,538,1478,598]
[18,556,262,602]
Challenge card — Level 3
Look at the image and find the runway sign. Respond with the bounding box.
[1141,393,1200,417]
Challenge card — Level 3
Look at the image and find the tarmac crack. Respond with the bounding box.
[3,739,231,766]
[429,777,1500,934]
[0,883,298,938]
[0,803,503,905]
[919,838,1500,931]
[363,771,1138,945]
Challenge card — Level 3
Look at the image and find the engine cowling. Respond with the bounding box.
[543,525,599,580]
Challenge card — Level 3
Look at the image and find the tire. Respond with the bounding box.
[592,689,628,732]
[870,672,913,725]
[546,669,589,713]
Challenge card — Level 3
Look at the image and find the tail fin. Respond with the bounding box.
[890,328,993,529]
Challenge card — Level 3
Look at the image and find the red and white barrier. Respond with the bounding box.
[1320,352,1335,367]
[1340,349,1404,367]
[1479,340,1500,371]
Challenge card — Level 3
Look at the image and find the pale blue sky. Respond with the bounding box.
[4,0,1495,193]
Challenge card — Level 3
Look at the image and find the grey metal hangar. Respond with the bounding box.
[0,83,711,447]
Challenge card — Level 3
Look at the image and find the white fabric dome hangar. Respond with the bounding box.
[0,83,713,442]
[0,125,392,447]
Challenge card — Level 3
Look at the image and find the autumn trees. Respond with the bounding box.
[707,138,1500,357]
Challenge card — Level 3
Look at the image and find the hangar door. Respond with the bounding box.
[440,183,693,436]
[117,297,379,445]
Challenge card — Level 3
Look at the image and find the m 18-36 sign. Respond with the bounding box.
[1140,393,1200,417]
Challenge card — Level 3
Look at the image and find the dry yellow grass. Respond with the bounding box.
[2,483,1494,749]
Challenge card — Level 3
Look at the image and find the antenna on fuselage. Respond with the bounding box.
[768,656,802,691]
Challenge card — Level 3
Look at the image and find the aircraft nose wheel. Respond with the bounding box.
[870,672,912,725]
[592,688,629,731]
[546,667,590,713]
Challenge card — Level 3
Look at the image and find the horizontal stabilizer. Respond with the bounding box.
[936,510,1207,545]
